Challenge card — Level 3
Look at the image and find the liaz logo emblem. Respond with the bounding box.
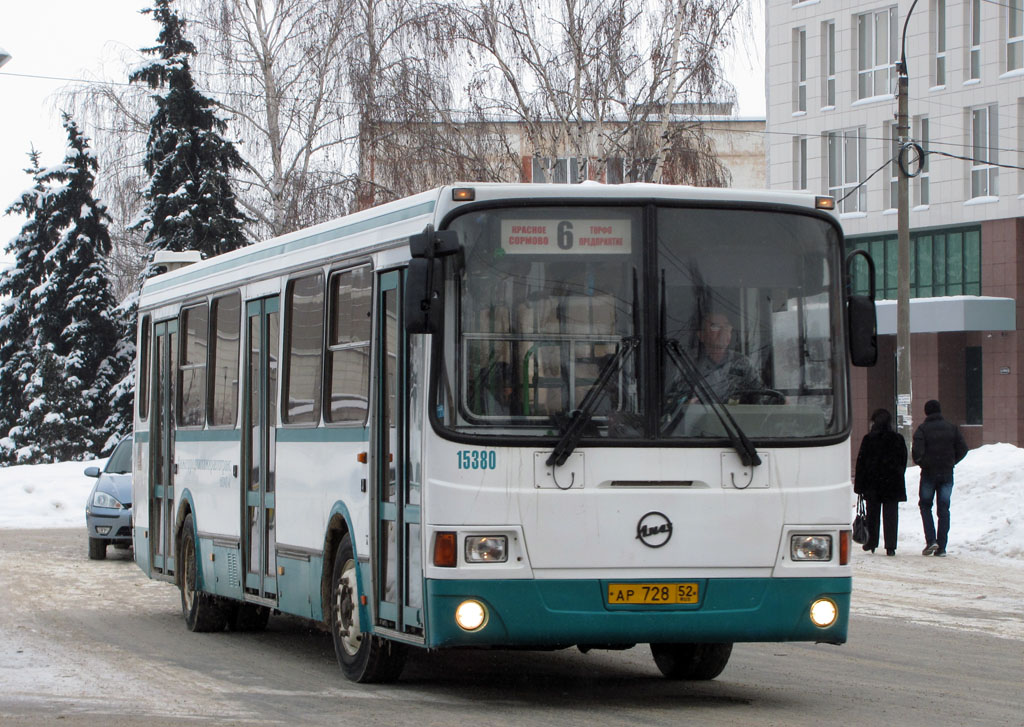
[636,511,673,548]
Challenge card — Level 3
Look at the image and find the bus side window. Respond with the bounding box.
[326,265,373,424]
[178,303,209,428]
[283,272,325,425]
[138,315,151,421]
[208,293,241,427]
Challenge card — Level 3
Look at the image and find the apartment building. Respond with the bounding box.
[766,0,1024,449]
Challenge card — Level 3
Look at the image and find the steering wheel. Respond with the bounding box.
[736,388,786,405]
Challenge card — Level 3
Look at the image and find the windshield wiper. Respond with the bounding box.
[663,339,761,467]
[546,336,639,468]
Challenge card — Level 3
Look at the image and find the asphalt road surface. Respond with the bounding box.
[1,529,1021,727]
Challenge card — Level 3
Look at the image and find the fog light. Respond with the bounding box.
[96,526,111,535]
[455,599,487,631]
[790,534,832,561]
[465,535,507,563]
[809,598,838,628]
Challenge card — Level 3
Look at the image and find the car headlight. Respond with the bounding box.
[790,534,832,561]
[464,535,508,563]
[92,491,124,509]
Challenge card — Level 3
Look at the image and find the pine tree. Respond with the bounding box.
[130,0,250,260]
[0,150,54,461]
[15,115,123,462]
[102,293,138,453]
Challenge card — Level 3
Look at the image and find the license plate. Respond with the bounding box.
[607,582,700,605]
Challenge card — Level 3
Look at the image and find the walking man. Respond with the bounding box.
[911,399,968,556]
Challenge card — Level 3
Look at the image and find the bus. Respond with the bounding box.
[132,183,877,683]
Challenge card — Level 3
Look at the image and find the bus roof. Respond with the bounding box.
[138,183,830,309]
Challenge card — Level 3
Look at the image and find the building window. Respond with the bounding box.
[826,128,866,213]
[858,7,898,99]
[533,157,588,183]
[606,157,654,183]
[886,121,899,211]
[822,21,836,107]
[1009,0,1024,71]
[965,346,983,425]
[971,104,998,198]
[794,27,807,112]
[847,226,982,299]
[968,0,981,80]
[283,272,325,425]
[793,136,808,190]
[933,0,947,85]
[914,116,931,206]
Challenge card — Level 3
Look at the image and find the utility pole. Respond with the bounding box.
[895,17,913,448]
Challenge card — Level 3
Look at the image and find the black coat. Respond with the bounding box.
[854,429,908,502]
[911,413,969,479]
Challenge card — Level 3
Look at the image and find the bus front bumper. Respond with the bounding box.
[424,576,850,649]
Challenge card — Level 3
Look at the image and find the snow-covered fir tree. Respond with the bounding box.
[12,115,125,463]
[0,149,54,460]
[130,0,250,260]
[102,292,138,453]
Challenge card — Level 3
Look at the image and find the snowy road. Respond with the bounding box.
[851,545,1024,641]
[1,528,1021,727]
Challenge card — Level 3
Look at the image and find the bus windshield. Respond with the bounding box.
[438,204,847,443]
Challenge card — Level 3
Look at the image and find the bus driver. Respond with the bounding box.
[673,310,763,405]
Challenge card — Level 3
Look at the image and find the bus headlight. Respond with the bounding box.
[790,534,832,561]
[464,535,508,563]
[809,598,838,628]
[455,600,488,631]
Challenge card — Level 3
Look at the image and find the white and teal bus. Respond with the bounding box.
[132,183,877,683]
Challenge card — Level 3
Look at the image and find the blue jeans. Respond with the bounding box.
[919,475,954,550]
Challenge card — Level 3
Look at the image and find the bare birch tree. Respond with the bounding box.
[183,0,355,237]
[344,0,521,207]
[457,0,746,186]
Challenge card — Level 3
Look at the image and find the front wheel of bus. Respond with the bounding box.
[180,514,227,633]
[650,642,733,680]
[330,534,407,683]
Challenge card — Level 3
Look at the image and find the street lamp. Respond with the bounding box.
[895,1,919,448]
[0,47,11,70]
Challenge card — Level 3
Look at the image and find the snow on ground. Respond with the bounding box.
[1,444,1021,639]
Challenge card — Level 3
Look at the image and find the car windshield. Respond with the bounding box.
[435,204,846,444]
[105,439,132,474]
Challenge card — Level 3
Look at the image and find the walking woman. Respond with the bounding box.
[854,408,908,555]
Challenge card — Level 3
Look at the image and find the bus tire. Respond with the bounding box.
[88,537,107,560]
[650,642,733,680]
[180,514,227,633]
[330,534,407,683]
[228,602,272,632]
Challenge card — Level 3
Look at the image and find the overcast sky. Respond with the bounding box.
[0,1,766,267]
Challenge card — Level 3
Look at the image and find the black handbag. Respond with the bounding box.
[852,495,869,544]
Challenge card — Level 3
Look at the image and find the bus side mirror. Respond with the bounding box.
[845,249,877,367]
[405,257,443,334]
[405,226,461,335]
[848,295,878,366]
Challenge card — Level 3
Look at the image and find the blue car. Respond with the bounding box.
[84,437,133,560]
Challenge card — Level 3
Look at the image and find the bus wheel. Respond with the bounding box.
[228,603,271,632]
[330,534,407,683]
[180,514,227,633]
[650,643,733,680]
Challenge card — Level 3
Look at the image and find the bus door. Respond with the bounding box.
[242,296,279,600]
[150,319,177,576]
[373,270,423,635]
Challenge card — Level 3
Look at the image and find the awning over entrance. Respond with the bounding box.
[874,296,1016,335]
